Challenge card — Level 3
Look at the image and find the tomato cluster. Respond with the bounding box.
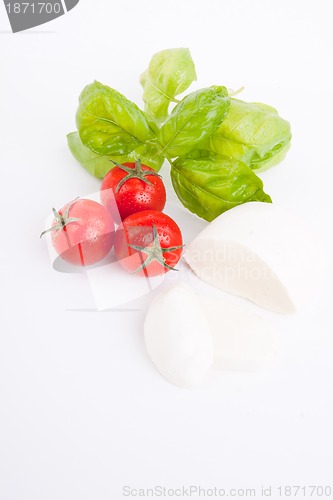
[42,160,183,276]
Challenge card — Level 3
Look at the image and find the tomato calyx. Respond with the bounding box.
[40,198,81,239]
[128,224,183,273]
[110,159,162,193]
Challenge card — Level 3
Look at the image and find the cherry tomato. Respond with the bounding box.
[41,198,115,266]
[114,210,183,277]
[100,159,166,221]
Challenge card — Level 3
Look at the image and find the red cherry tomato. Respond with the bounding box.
[100,159,166,221]
[114,210,183,277]
[41,198,115,266]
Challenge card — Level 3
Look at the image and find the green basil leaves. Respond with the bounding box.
[68,48,291,221]
[208,99,292,171]
[171,150,272,222]
[76,81,155,156]
[140,48,197,122]
[158,86,230,158]
[67,132,164,178]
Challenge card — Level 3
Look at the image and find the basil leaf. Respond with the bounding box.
[76,81,155,156]
[67,131,117,178]
[133,141,165,172]
[208,98,292,171]
[158,86,230,159]
[171,149,272,222]
[140,48,197,122]
[67,132,165,179]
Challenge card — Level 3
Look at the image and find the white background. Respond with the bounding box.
[1,1,333,499]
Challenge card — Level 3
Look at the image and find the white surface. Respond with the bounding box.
[1,1,333,499]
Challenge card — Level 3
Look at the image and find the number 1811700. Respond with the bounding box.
[5,3,62,14]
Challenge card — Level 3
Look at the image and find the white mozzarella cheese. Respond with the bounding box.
[144,283,278,388]
[144,284,214,388]
[199,296,278,371]
[184,202,321,313]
